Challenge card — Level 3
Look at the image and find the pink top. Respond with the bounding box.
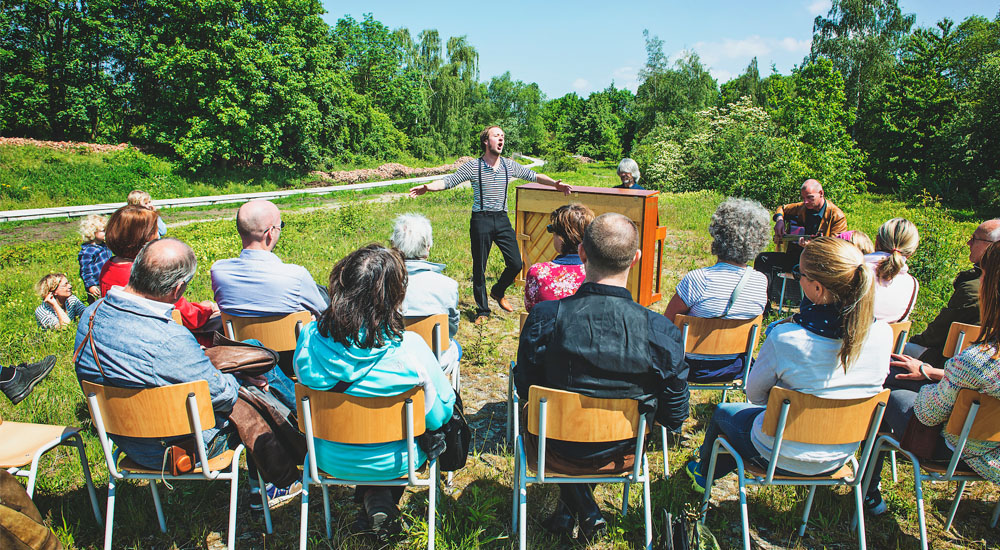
[524,255,586,311]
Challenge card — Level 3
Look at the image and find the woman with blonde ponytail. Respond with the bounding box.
[864,218,920,322]
[685,237,891,490]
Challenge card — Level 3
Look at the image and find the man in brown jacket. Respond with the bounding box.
[753,179,848,306]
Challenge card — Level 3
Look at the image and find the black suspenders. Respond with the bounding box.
[476,157,509,212]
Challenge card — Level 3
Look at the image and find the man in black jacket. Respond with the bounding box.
[515,212,689,540]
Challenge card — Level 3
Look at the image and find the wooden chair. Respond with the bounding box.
[221,310,311,352]
[296,385,438,550]
[701,387,890,550]
[862,389,1000,550]
[512,385,653,550]
[405,314,459,391]
[889,321,912,355]
[171,309,183,325]
[776,272,801,315]
[82,380,272,550]
[0,412,103,525]
[943,322,981,358]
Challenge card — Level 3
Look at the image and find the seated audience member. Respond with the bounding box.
[100,205,218,340]
[78,214,112,302]
[837,229,874,254]
[294,244,456,537]
[516,213,689,540]
[0,354,56,405]
[127,189,167,237]
[614,158,645,190]
[865,240,1000,514]
[899,218,1000,369]
[390,213,461,374]
[34,273,87,330]
[864,218,919,323]
[211,199,327,317]
[663,198,770,382]
[74,239,298,502]
[524,203,595,311]
[754,179,848,305]
[686,237,890,490]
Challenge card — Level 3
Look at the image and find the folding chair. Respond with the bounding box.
[862,389,1000,550]
[296,385,438,550]
[512,385,653,550]
[82,380,272,550]
[221,310,311,352]
[0,412,103,525]
[943,322,981,360]
[701,387,890,550]
[885,321,912,482]
[661,314,762,474]
[405,314,459,391]
[776,272,802,315]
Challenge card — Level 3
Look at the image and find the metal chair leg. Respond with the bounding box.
[799,485,817,537]
[428,460,438,550]
[259,470,272,534]
[944,480,967,530]
[103,477,117,550]
[890,450,898,483]
[322,484,332,539]
[72,434,104,525]
[914,476,929,550]
[642,455,653,550]
[660,425,670,477]
[227,457,240,550]
[737,477,751,550]
[855,484,868,550]
[149,480,167,532]
[298,469,310,550]
[622,482,630,515]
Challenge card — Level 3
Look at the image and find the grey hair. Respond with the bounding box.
[710,198,771,264]
[987,219,1000,241]
[391,213,433,260]
[129,238,198,298]
[617,158,641,182]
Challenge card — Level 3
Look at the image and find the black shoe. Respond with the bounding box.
[561,484,606,541]
[363,488,399,540]
[578,510,607,541]
[541,501,575,537]
[0,355,56,405]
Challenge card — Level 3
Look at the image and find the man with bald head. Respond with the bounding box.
[515,213,688,539]
[753,179,848,306]
[211,199,327,317]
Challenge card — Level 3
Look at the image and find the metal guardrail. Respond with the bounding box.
[0,154,544,223]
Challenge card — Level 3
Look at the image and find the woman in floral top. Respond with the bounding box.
[524,203,595,311]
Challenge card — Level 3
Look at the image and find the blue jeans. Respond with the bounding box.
[697,402,767,479]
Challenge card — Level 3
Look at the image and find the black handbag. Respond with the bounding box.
[418,393,472,472]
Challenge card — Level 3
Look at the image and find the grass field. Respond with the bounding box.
[0,160,997,549]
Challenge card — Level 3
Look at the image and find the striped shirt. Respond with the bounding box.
[442,157,537,212]
[675,262,768,360]
[35,295,87,329]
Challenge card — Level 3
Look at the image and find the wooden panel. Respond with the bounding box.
[80,380,215,438]
[296,385,425,444]
[943,322,981,358]
[526,385,643,442]
[171,309,183,325]
[404,314,450,353]
[674,314,762,356]
[516,191,646,220]
[760,387,890,445]
[889,321,911,354]
[222,311,312,352]
[945,389,1000,442]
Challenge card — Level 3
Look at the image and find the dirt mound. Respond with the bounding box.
[0,137,131,153]
[308,156,477,185]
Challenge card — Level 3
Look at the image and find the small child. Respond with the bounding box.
[127,190,167,237]
[78,214,112,302]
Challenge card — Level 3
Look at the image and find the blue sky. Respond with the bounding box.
[320,1,999,99]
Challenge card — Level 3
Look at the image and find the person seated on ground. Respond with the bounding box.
[100,205,219,343]
[78,214,112,303]
[614,158,645,190]
[837,229,874,254]
[864,218,919,323]
[34,273,87,330]
[127,189,167,237]
[663,198,770,383]
[524,203,595,311]
[74,238,300,500]
[516,213,689,541]
[864,239,1000,515]
[390,213,462,376]
[898,218,1000,369]
[0,354,56,405]
[294,244,456,538]
[753,179,848,307]
[686,236,891,491]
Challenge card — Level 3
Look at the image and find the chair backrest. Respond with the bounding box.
[945,389,1000,442]
[80,380,215,438]
[404,314,450,356]
[943,322,981,358]
[888,321,912,355]
[526,385,644,442]
[761,387,891,445]
[171,309,183,325]
[221,311,311,352]
[519,312,529,332]
[673,314,763,356]
[295,385,425,444]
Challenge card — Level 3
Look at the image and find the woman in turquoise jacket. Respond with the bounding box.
[294,243,456,533]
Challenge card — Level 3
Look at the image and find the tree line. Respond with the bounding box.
[2,0,998,209]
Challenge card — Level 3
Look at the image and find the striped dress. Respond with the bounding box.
[914,343,1000,484]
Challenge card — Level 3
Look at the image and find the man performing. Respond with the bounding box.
[753,179,847,304]
[409,125,571,323]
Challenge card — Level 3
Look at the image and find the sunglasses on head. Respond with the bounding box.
[546,223,557,234]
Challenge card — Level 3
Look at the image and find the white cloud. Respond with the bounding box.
[571,78,590,92]
[807,0,830,16]
[673,35,812,82]
[611,66,640,92]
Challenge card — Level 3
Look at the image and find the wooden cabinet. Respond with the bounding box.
[514,183,667,307]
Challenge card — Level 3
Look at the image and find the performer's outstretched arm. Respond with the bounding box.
[409,179,446,197]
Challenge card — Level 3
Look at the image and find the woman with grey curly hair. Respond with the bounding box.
[664,197,771,382]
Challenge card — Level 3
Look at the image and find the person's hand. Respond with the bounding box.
[774,218,785,238]
[43,292,59,308]
[409,184,429,198]
[798,236,810,247]
[238,374,270,392]
[87,286,100,298]
[890,353,926,380]
[202,300,220,315]
[554,180,572,196]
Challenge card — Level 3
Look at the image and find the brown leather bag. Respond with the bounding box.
[228,386,306,487]
[204,333,278,376]
[0,471,62,550]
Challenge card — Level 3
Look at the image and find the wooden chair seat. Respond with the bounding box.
[744,461,855,481]
[116,449,237,475]
[0,422,82,468]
